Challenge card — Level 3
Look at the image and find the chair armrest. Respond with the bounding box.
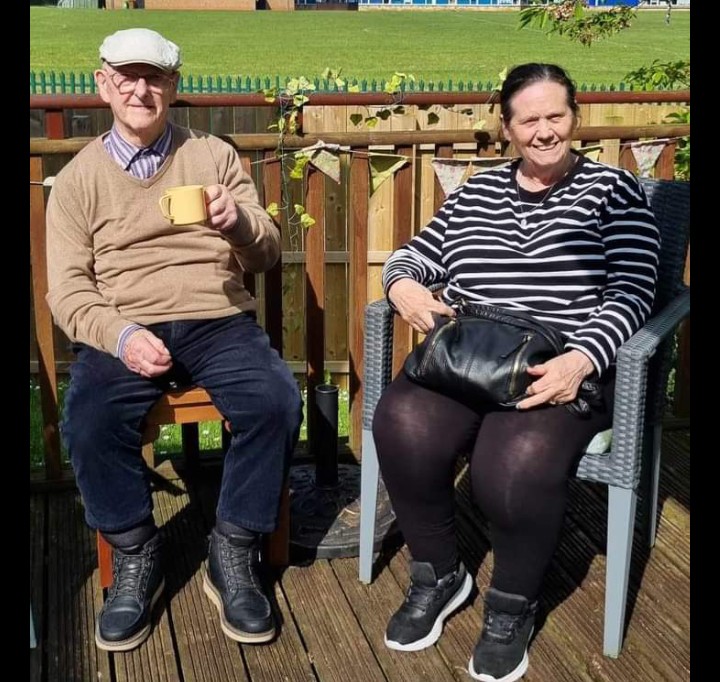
[579,288,690,488]
[362,298,395,429]
[616,287,690,363]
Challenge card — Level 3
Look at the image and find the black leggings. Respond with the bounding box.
[372,371,614,599]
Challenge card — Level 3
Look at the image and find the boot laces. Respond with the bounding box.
[221,541,261,593]
[111,548,151,598]
[404,578,445,613]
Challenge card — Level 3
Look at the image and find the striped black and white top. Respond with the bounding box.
[382,153,661,376]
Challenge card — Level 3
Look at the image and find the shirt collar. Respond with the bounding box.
[104,124,173,171]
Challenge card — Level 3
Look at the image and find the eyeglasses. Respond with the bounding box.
[107,69,175,95]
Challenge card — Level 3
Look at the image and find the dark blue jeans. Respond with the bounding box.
[62,313,303,535]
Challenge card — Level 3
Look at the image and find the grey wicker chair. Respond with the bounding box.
[357,178,690,658]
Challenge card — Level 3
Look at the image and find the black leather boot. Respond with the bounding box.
[95,533,164,651]
[203,527,275,643]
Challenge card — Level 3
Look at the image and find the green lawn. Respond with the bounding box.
[30,7,689,87]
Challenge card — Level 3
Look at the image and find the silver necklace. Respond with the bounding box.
[516,182,557,229]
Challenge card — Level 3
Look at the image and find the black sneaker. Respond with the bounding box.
[203,528,275,643]
[385,561,473,651]
[95,533,165,652]
[468,588,538,682]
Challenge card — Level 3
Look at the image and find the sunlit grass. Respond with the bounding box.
[30,7,689,87]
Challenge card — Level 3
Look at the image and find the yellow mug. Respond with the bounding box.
[159,185,207,226]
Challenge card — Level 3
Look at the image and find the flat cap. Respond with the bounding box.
[99,28,182,72]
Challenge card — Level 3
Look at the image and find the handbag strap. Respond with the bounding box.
[453,300,566,354]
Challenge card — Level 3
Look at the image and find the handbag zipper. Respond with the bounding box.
[418,318,457,375]
[508,333,533,398]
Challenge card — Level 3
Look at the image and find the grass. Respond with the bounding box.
[29,376,350,471]
[30,7,689,87]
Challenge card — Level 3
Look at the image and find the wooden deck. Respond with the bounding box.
[29,427,690,682]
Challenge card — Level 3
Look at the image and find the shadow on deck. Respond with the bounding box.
[30,428,689,682]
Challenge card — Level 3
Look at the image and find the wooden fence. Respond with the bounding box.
[30,91,690,481]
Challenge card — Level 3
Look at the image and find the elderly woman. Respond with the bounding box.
[373,63,660,682]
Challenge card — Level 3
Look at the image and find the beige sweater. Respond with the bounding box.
[46,125,280,356]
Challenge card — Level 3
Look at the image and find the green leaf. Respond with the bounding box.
[427,112,440,125]
[349,113,363,126]
[293,204,306,216]
[473,119,488,131]
[348,85,361,94]
[300,213,316,229]
[365,116,379,128]
[266,202,279,217]
[377,109,392,121]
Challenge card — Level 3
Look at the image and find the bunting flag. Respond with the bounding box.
[369,155,409,194]
[308,148,341,184]
[577,145,602,162]
[431,157,512,197]
[297,140,344,184]
[630,140,667,178]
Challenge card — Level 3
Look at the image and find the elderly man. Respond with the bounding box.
[46,28,303,651]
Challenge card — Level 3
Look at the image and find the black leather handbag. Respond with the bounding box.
[403,301,601,416]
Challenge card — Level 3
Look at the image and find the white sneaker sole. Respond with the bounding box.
[203,569,275,644]
[467,626,534,682]
[468,652,529,682]
[384,572,473,652]
[95,578,165,652]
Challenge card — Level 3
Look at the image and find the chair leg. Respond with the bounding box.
[97,532,114,589]
[359,428,380,584]
[30,603,37,649]
[644,423,663,548]
[266,484,290,567]
[603,485,637,658]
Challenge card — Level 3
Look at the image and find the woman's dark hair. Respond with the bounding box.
[499,63,579,122]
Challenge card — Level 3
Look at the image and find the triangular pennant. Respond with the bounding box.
[369,154,408,194]
[578,145,602,162]
[308,148,341,184]
[630,140,667,178]
[431,158,469,196]
[431,157,511,197]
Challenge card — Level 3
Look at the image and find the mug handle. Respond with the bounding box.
[159,194,173,222]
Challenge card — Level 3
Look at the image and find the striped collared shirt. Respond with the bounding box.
[103,124,173,180]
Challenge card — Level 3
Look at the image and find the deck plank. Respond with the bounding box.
[29,494,44,682]
[281,560,388,681]
[46,492,111,682]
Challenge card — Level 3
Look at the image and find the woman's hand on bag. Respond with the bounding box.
[388,278,456,334]
[516,350,595,410]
